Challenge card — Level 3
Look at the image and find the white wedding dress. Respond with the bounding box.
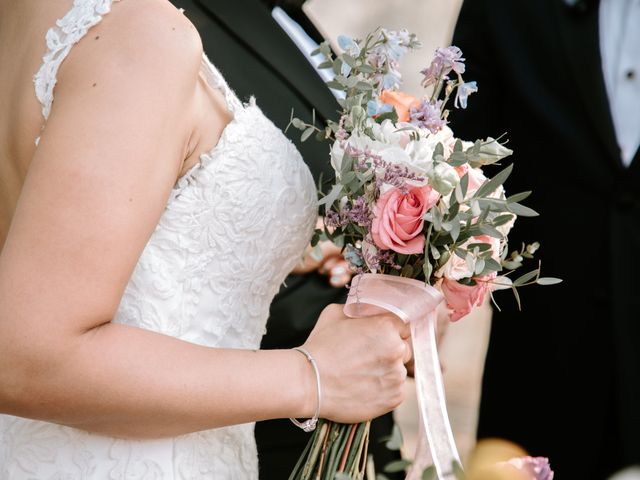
[0,0,318,478]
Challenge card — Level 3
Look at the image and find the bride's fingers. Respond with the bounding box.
[403,338,413,364]
[328,262,353,287]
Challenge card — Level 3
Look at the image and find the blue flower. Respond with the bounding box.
[367,99,394,117]
[338,35,361,56]
[455,81,478,109]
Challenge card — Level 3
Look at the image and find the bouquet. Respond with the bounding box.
[288,28,558,480]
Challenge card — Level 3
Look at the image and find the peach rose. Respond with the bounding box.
[441,273,495,321]
[379,90,421,122]
[371,185,440,254]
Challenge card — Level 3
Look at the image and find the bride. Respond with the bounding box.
[0,0,412,477]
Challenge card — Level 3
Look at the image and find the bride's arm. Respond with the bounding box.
[0,8,408,438]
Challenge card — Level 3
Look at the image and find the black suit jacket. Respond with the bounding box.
[451,1,640,478]
[168,1,401,478]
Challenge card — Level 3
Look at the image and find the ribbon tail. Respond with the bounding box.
[408,310,461,479]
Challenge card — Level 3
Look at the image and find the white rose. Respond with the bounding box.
[404,137,437,178]
[370,119,411,147]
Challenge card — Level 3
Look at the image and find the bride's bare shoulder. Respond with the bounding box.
[58,0,204,86]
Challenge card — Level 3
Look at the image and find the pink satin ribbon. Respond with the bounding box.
[344,273,461,480]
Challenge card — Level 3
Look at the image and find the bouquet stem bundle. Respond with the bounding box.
[289,420,371,480]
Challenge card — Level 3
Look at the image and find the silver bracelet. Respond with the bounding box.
[289,347,321,433]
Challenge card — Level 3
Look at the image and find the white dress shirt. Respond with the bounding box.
[600,0,640,166]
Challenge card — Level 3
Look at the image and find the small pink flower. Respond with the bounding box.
[371,185,439,254]
[499,456,554,480]
[441,273,495,321]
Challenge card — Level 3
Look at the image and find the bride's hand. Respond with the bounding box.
[290,241,353,288]
[299,304,411,423]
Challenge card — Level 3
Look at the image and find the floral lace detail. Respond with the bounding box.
[34,0,122,121]
[3,0,318,478]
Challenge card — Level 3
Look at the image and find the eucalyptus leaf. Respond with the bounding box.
[356,81,374,91]
[401,264,414,278]
[383,459,413,473]
[467,242,492,252]
[507,202,539,217]
[447,151,467,167]
[422,466,437,480]
[318,184,344,207]
[536,277,563,285]
[301,127,315,142]
[450,220,461,242]
[513,269,539,286]
[478,224,504,239]
[433,142,444,159]
[459,173,469,199]
[341,171,357,184]
[325,80,346,91]
[481,257,502,275]
[474,163,513,198]
[342,54,357,67]
[291,118,306,130]
[384,424,404,451]
[492,213,516,227]
[507,191,532,203]
[452,460,467,480]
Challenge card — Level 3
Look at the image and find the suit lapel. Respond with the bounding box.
[553,0,622,169]
[193,0,339,124]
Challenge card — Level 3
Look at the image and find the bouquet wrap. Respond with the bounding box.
[345,274,461,479]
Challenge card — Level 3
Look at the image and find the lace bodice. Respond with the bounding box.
[0,1,318,478]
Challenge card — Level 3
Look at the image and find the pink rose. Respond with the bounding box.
[371,185,440,254]
[441,273,495,321]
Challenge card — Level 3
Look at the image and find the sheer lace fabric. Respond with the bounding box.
[0,0,317,478]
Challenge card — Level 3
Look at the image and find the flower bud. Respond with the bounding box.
[430,162,460,195]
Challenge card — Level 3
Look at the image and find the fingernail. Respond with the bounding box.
[331,266,347,276]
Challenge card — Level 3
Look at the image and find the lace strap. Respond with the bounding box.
[200,54,244,113]
[33,0,121,121]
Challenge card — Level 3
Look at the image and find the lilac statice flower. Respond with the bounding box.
[346,196,373,227]
[324,198,372,230]
[377,162,425,194]
[502,456,554,480]
[343,145,383,173]
[409,99,447,133]
[325,209,344,229]
[361,236,401,272]
[454,81,478,109]
[343,144,425,194]
[421,46,466,87]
